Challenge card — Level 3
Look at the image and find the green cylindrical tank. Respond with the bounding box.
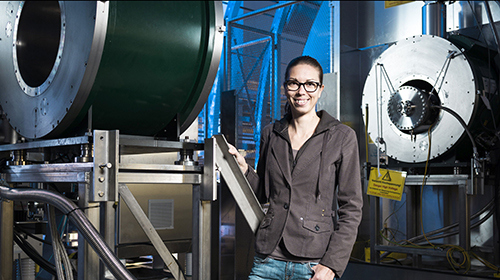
[0,1,223,138]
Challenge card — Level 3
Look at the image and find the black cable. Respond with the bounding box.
[408,199,494,243]
[14,225,51,245]
[380,197,495,259]
[381,256,403,266]
[15,225,77,250]
[64,205,99,217]
[13,231,57,277]
[411,206,494,244]
[432,105,477,151]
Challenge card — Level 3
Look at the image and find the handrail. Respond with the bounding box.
[213,135,264,233]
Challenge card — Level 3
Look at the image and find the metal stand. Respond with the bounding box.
[0,130,211,280]
[0,131,263,280]
[370,174,471,266]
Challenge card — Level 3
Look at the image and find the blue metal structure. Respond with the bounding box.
[200,1,322,168]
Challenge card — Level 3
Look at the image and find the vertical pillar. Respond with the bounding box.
[369,196,380,264]
[458,180,470,251]
[78,181,101,280]
[422,1,446,37]
[101,201,117,279]
[101,201,116,252]
[1,199,14,280]
[192,185,211,280]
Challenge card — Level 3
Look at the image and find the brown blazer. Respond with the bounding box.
[246,110,363,278]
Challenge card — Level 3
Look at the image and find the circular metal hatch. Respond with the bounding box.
[362,35,477,163]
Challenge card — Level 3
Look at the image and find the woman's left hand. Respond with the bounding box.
[310,264,335,280]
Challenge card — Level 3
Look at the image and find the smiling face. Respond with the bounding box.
[285,63,324,118]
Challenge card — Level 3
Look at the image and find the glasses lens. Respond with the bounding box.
[286,81,300,91]
[304,82,318,92]
[285,81,320,92]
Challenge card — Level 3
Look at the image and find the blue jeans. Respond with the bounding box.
[248,255,318,280]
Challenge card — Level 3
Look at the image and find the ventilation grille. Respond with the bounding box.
[148,199,174,230]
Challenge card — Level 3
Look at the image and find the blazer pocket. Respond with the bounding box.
[302,219,331,234]
[260,214,274,229]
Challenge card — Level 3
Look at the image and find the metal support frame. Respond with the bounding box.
[0,130,213,280]
[370,174,472,267]
[0,131,265,280]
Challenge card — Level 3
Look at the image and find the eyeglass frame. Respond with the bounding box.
[283,79,322,93]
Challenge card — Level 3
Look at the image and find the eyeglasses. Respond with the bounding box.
[284,80,321,92]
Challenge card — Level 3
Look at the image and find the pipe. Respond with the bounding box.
[422,1,446,37]
[0,186,136,280]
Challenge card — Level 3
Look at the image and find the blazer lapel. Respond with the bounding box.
[271,141,293,188]
[291,137,322,179]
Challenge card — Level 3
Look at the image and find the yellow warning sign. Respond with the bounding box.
[367,168,407,201]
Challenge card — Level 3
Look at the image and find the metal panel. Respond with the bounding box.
[3,162,92,182]
[118,173,201,185]
[213,135,264,233]
[3,162,93,173]
[317,72,338,118]
[93,130,118,202]
[119,135,204,155]
[4,172,89,183]
[202,137,217,201]
[0,135,91,152]
[119,184,185,280]
[120,163,201,172]
[117,184,193,248]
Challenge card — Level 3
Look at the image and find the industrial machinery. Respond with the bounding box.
[0,1,221,139]
[0,1,258,280]
[362,34,499,167]
[3,0,500,279]
[361,10,500,277]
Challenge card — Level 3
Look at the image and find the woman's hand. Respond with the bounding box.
[310,264,335,280]
[228,144,249,174]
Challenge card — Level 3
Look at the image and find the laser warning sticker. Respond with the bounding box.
[367,167,407,201]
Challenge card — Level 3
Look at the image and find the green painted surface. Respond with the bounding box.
[83,1,215,135]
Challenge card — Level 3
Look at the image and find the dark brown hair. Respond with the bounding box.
[284,55,323,84]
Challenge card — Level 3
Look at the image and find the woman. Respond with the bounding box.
[229,56,363,280]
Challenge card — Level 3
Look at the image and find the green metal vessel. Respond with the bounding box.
[0,1,223,138]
